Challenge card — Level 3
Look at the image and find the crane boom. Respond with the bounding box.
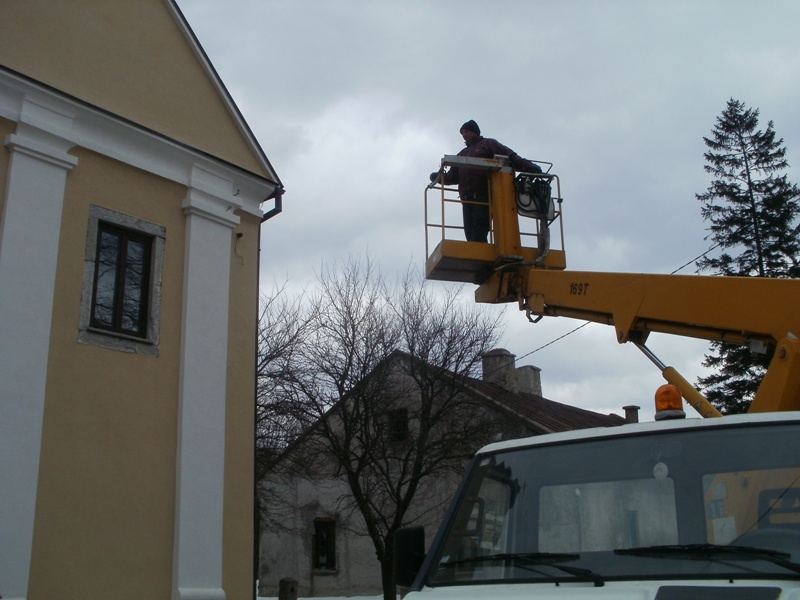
[425,156,800,414]
[479,268,799,347]
[409,155,800,600]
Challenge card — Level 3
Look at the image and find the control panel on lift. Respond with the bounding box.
[424,154,566,286]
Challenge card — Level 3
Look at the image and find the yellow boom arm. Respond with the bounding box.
[477,266,800,413]
[424,158,800,414]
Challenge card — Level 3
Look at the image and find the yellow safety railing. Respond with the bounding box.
[424,157,566,284]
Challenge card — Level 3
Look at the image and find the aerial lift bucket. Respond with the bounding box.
[424,155,566,286]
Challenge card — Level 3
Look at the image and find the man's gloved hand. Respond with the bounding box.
[429,171,441,183]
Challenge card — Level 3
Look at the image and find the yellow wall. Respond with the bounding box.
[224,211,261,599]
[2,2,268,594]
[23,144,261,599]
[0,0,269,178]
[28,148,187,599]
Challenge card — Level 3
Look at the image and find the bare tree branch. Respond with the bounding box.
[258,256,506,599]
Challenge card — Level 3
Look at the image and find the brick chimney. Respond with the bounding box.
[623,405,640,423]
[482,348,542,395]
[516,364,543,396]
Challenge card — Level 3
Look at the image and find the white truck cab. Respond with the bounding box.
[395,412,800,599]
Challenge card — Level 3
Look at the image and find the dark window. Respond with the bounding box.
[387,408,409,442]
[90,222,152,338]
[313,519,336,570]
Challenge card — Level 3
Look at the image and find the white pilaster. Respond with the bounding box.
[0,124,77,600]
[172,165,240,600]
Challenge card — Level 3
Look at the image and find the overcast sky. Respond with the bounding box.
[179,0,800,421]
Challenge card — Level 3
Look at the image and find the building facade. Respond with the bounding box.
[0,2,282,599]
[257,349,626,597]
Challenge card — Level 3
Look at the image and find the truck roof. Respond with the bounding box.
[477,410,800,456]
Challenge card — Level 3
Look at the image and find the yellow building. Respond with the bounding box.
[0,2,282,599]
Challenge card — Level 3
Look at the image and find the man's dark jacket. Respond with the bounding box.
[441,136,541,198]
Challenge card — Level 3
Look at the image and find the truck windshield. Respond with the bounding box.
[428,421,800,586]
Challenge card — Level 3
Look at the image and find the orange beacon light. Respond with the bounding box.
[654,384,686,421]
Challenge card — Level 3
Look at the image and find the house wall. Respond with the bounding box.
[1,59,274,598]
[259,476,384,597]
[256,357,525,598]
[259,452,471,598]
[28,148,186,598]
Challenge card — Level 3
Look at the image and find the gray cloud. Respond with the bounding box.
[180,0,800,419]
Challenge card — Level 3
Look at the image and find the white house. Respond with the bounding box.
[257,349,626,597]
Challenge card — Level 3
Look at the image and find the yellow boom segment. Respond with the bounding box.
[424,158,800,415]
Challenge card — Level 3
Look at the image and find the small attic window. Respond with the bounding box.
[387,408,409,442]
[313,518,336,571]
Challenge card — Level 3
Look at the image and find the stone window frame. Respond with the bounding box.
[78,205,165,356]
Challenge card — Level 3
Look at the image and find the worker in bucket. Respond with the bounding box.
[430,120,541,243]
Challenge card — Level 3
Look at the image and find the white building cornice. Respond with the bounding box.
[183,163,241,228]
[0,67,275,219]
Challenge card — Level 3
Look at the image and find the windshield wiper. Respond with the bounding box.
[439,552,605,587]
[615,543,800,575]
[440,551,578,568]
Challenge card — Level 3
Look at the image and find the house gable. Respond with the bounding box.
[0,0,277,181]
[257,349,624,597]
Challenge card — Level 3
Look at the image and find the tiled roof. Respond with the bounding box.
[267,350,627,468]
[387,349,626,434]
[459,373,627,434]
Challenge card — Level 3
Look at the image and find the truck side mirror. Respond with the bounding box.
[393,525,425,588]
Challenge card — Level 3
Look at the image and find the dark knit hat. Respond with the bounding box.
[460,120,480,135]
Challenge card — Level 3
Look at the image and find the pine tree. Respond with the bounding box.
[696,98,800,414]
